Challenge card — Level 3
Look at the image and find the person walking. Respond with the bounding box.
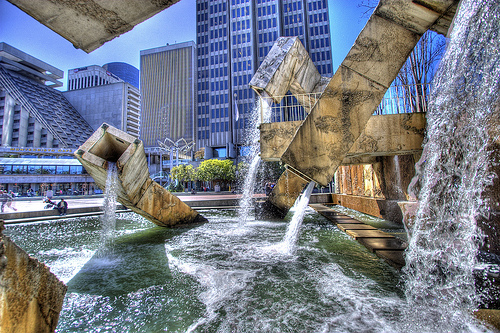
[1,190,8,212]
[57,198,68,215]
[6,191,17,211]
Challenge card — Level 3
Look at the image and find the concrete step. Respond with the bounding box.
[310,203,407,269]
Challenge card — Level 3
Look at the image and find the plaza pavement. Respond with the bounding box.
[0,192,267,224]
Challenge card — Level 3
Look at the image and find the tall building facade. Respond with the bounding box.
[65,64,141,138]
[196,0,333,158]
[63,82,141,137]
[0,42,94,149]
[103,62,140,89]
[140,42,196,148]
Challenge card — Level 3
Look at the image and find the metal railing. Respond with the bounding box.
[258,83,432,123]
[259,92,323,123]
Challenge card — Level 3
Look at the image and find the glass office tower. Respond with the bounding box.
[196,0,332,159]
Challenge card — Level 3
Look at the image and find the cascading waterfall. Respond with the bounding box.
[402,0,500,331]
[277,181,316,255]
[101,162,119,245]
[237,95,273,223]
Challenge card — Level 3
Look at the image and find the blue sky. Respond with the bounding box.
[0,0,371,91]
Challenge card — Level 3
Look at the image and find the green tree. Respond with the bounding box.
[195,159,236,189]
[169,164,195,190]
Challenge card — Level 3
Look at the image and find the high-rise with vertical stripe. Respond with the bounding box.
[140,42,196,147]
[196,0,332,159]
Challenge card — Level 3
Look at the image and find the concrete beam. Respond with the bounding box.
[260,113,426,161]
[7,0,181,53]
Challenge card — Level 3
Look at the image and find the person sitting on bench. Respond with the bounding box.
[57,198,68,216]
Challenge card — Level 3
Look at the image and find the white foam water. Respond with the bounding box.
[402,0,500,331]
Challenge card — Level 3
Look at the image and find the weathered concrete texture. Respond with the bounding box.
[7,0,181,53]
[280,3,442,186]
[249,37,328,105]
[335,154,417,200]
[0,221,67,333]
[263,169,310,218]
[259,121,303,162]
[260,113,426,162]
[253,0,458,217]
[332,193,404,223]
[75,123,207,227]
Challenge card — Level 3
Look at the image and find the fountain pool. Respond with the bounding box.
[3,209,420,332]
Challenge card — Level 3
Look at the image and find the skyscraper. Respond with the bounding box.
[196,0,333,159]
[140,42,196,148]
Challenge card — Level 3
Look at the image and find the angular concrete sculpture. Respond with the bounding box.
[75,123,207,227]
[0,221,67,333]
[250,0,459,217]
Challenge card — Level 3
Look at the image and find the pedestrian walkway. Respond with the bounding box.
[309,203,408,269]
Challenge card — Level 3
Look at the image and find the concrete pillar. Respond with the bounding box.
[33,122,42,147]
[2,94,15,147]
[18,107,29,147]
[46,132,53,148]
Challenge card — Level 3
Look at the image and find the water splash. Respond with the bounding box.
[277,181,316,255]
[101,162,119,245]
[237,95,273,223]
[403,0,500,331]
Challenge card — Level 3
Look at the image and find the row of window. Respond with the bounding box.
[68,76,111,90]
[257,5,276,17]
[1,165,86,175]
[259,31,279,44]
[232,19,251,31]
[211,40,228,52]
[209,2,227,14]
[210,67,228,78]
[284,1,303,13]
[310,12,328,23]
[310,38,330,49]
[233,46,252,59]
[285,13,303,25]
[311,51,331,63]
[310,24,329,36]
[308,0,327,11]
[232,0,250,5]
[258,17,277,30]
[210,15,227,26]
[283,26,304,37]
[210,27,228,39]
[232,6,250,18]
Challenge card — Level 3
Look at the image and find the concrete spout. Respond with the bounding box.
[75,123,207,227]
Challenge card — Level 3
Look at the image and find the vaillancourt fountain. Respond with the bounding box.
[1,0,500,332]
